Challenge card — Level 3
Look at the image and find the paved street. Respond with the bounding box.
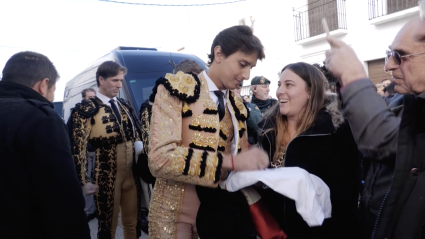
[88,216,148,239]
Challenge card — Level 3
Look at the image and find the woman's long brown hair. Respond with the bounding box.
[263,62,327,161]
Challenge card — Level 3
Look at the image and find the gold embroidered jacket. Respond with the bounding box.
[70,97,141,184]
[148,71,249,238]
[68,97,142,237]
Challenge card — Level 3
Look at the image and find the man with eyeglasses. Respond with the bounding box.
[324,15,425,239]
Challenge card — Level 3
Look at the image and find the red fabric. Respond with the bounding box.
[249,200,287,239]
[231,154,235,171]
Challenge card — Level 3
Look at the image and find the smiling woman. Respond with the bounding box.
[258,62,361,238]
[271,62,326,148]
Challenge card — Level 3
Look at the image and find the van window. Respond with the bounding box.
[53,102,63,119]
[125,71,169,109]
[125,56,206,109]
[118,87,127,101]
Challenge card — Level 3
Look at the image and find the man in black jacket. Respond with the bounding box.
[0,51,90,239]
[80,88,98,221]
[325,17,425,239]
[250,76,277,114]
[234,81,262,145]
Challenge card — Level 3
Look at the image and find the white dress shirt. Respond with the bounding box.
[203,71,227,106]
[202,71,238,155]
[96,91,119,109]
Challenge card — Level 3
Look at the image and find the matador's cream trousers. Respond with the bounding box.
[109,141,138,239]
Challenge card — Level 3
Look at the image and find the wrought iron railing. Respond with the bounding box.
[368,0,417,20]
[293,0,347,42]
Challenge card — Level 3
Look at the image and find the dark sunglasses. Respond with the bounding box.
[385,50,425,65]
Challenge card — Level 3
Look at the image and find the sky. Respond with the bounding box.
[0,0,300,102]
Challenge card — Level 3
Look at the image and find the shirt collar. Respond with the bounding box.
[97,90,117,105]
[203,71,227,94]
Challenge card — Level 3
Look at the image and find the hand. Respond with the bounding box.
[223,147,269,171]
[82,182,99,195]
[325,35,367,86]
[134,140,144,163]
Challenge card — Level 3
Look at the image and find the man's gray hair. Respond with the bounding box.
[173,59,204,75]
[81,87,96,98]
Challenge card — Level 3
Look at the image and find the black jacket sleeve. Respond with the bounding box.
[341,79,400,159]
[137,100,156,184]
[66,109,74,148]
[25,109,90,239]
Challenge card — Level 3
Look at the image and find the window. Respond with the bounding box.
[369,0,418,20]
[125,72,163,109]
[367,58,391,85]
[293,0,347,42]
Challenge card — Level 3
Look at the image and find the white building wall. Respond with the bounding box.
[258,0,418,96]
[180,0,418,99]
[241,85,251,96]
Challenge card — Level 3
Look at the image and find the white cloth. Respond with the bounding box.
[224,167,332,227]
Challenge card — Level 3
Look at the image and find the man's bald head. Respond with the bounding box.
[385,17,425,94]
[413,15,425,42]
[395,18,418,38]
[390,18,424,54]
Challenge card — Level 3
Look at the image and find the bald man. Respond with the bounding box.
[325,18,425,239]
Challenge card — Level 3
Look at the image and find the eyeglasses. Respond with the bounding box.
[385,50,425,65]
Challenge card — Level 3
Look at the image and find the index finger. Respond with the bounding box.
[322,18,335,49]
[327,35,345,49]
[322,18,346,49]
[322,18,330,37]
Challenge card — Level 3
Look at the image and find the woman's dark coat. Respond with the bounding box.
[259,94,361,239]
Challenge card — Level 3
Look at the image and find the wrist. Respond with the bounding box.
[341,71,367,86]
[222,155,232,170]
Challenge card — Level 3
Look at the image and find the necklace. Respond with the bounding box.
[271,152,285,168]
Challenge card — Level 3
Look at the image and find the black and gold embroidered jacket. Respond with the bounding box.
[68,96,143,238]
[69,97,141,185]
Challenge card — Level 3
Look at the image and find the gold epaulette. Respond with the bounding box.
[74,98,99,117]
[149,71,201,104]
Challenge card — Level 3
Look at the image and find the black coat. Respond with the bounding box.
[0,81,90,239]
[259,103,361,239]
[373,93,425,239]
[245,102,262,145]
[137,99,156,184]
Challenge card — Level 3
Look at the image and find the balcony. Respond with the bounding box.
[293,0,347,44]
[368,0,418,25]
